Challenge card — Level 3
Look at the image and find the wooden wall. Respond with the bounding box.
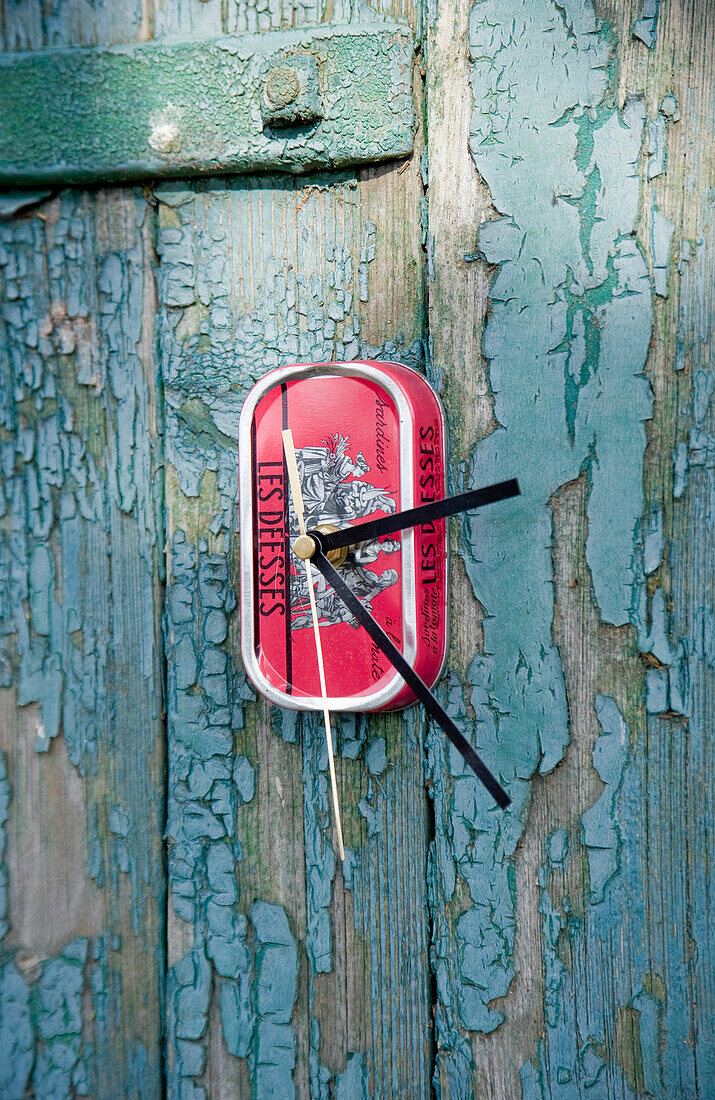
[0,0,712,1096]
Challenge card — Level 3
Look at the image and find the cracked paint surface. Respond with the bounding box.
[428,1,653,1075]
[164,529,274,1095]
[522,696,711,1097]
[0,189,164,1091]
[0,26,415,185]
[3,0,711,1093]
[0,752,90,1097]
[159,174,430,1095]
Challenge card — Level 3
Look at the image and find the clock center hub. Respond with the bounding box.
[293,534,317,560]
[292,525,349,568]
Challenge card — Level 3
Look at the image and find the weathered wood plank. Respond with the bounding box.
[427,0,713,1095]
[159,155,432,1095]
[0,16,163,1093]
[0,0,148,50]
[3,0,711,1094]
[0,185,165,1095]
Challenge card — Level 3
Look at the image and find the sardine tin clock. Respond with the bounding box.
[239,360,448,711]
[238,360,520,811]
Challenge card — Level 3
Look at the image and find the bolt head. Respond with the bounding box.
[259,54,321,128]
[264,66,300,108]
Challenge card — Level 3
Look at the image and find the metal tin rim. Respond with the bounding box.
[239,361,420,712]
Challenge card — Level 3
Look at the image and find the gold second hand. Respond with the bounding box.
[303,557,345,862]
[282,429,345,864]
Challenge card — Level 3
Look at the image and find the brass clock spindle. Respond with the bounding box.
[282,429,346,863]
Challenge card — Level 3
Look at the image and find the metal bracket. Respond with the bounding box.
[0,23,415,187]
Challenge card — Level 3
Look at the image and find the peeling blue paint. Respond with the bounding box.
[251,901,298,1097]
[302,716,337,976]
[164,528,302,1095]
[155,175,422,523]
[642,502,663,574]
[335,1051,369,1098]
[0,191,54,218]
[309,1019,331,1100]
[647,116,667,179]
[168,938,212,1085]
[0,758,35,1100]
[0,194,161,764]
[164,528,254,1088]
[427,674,523,1042]
[651,205,675,297]
[33,938,89,1098]
[645,668,668,713]
[673,193,715,504]
[430,0,654,1066]
[521,691,712,1096]
[581,696,627,903]
[638,587,680,665]
[366,737,387,776]
[660,94,680,122]
[646,93,681,184]
[633,0,660,49]
[547,828,569,868]
[339,712,368,760]
[0,752,8,945]
[673,441,689,498]
[0,188,164,1089]
[0,958,33,1099]
[90,932,122,1054]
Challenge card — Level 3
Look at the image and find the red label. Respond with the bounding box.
[251,374,405,702]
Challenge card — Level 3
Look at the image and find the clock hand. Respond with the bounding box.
[282,429,346,863]
[308,478,520,555]
[310,546,511,809]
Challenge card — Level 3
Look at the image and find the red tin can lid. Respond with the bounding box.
[239,362,448,712]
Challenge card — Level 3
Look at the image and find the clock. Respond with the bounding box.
[238,360,519,817]
[239,359,448,711]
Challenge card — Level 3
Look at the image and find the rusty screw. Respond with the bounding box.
[264,66,301,108]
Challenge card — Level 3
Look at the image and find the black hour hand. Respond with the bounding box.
[311,547,511,809]
[310,478,520,555]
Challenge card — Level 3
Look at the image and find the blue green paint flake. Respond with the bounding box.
[650,204,676,298]
[164,531,261,1093]
[632,0,660,49]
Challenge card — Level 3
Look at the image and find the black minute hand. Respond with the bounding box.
[311,547,511,809]
[309,478,520,554]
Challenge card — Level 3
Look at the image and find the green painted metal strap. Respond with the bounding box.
[0,23,415,186]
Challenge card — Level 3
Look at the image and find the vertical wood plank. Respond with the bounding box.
[427,0,713,1095]
[0,185,165,1095]
[0,6,163,1095]
[159,144,433,1093]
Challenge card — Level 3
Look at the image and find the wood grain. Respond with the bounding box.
[0,183,165,1092]
[427,0,714,1095]
[158,57,431,1093]
[1,0,712,1094]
